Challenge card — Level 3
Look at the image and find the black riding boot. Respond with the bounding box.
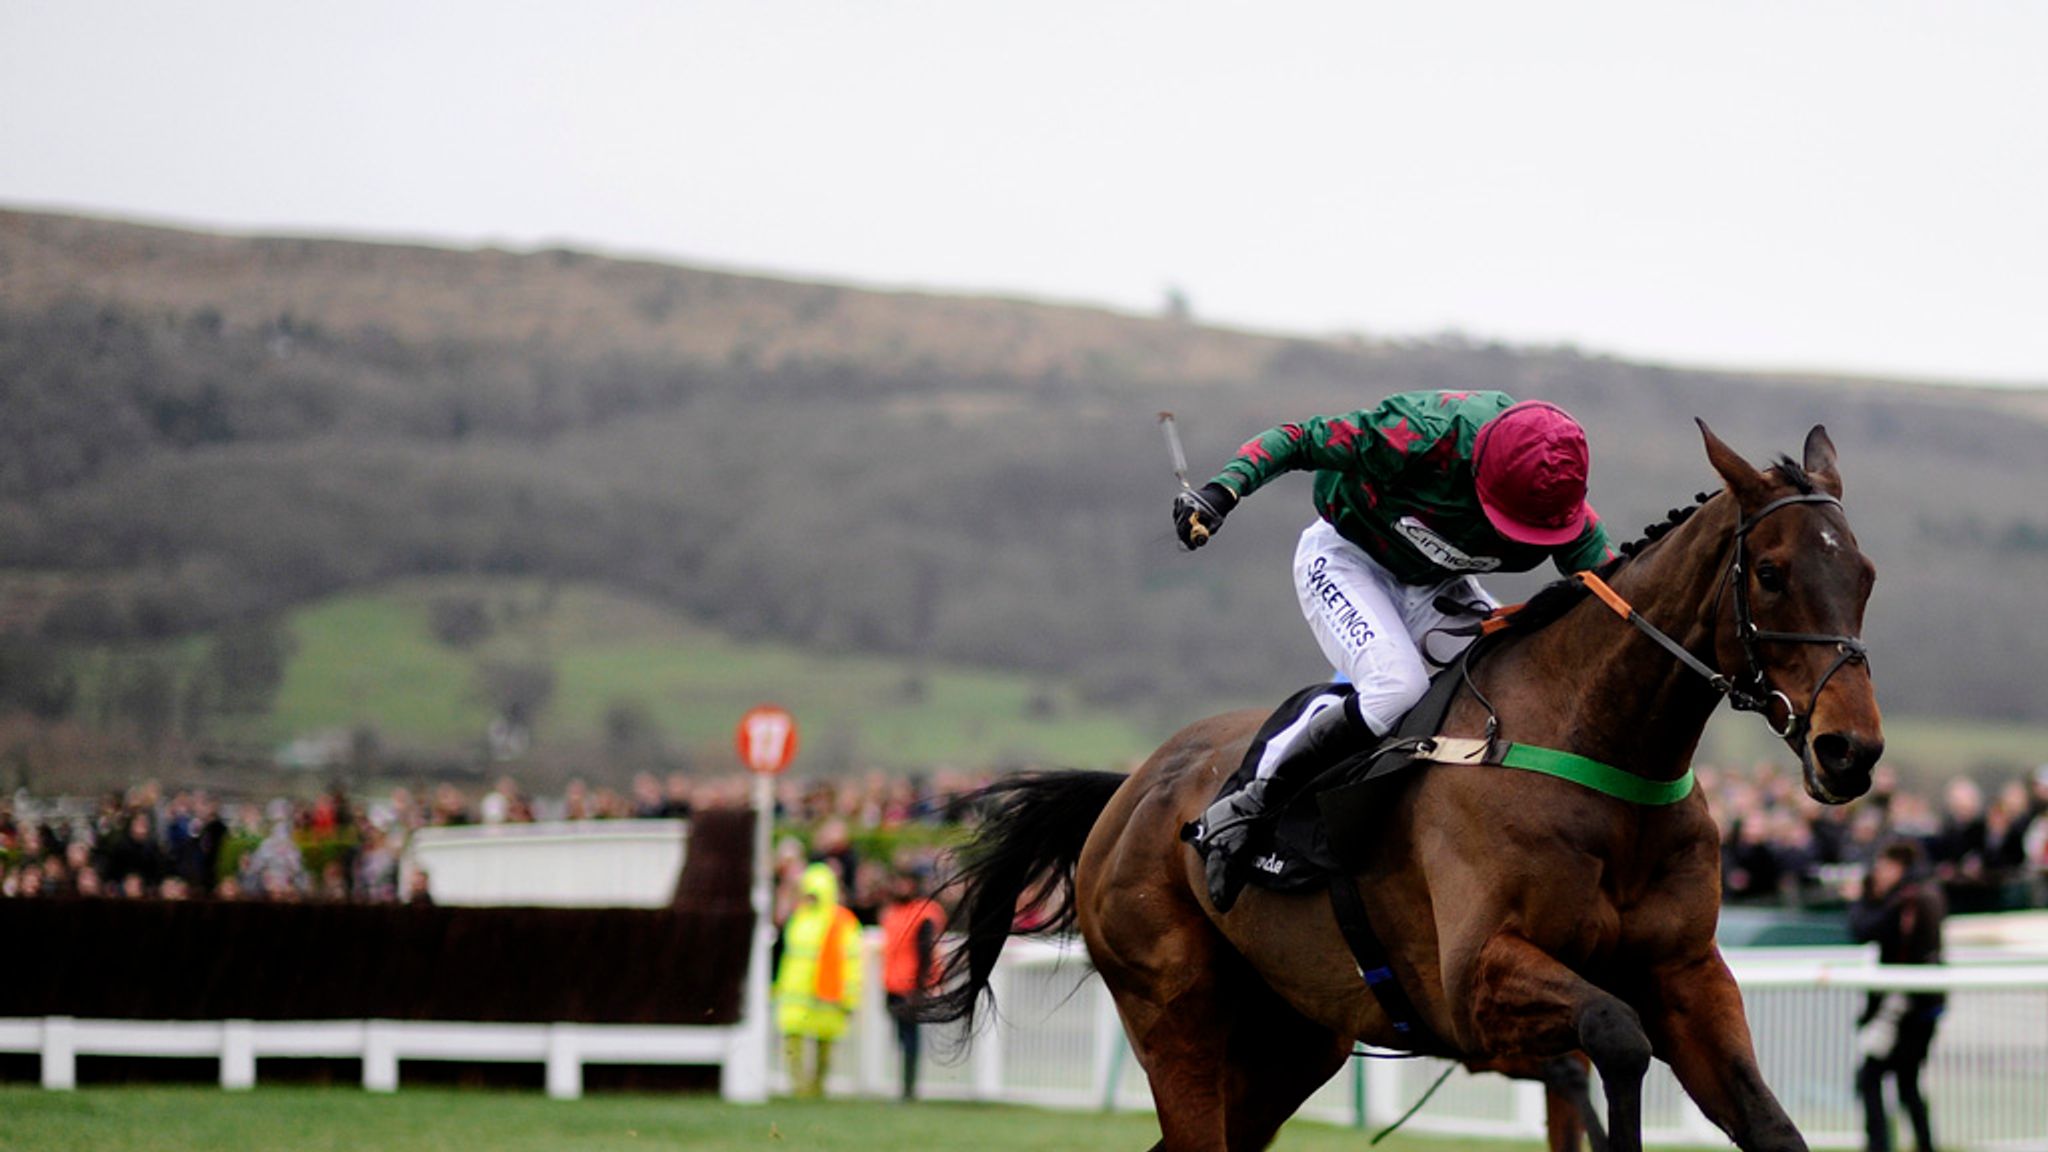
[1201,697,1372,912]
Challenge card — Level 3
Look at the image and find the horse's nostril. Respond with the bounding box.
[1813,733,1848,771]
[1814,732,1882,779]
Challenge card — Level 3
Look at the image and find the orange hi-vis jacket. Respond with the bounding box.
[879,897,945,997]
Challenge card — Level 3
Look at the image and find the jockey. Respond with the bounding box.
[1175,390,1613,910]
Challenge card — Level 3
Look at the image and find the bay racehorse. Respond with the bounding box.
[922,422,1880,1152]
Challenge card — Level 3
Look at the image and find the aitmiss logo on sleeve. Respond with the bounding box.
[1394,516,1502,573]
[1304,557,1377,651]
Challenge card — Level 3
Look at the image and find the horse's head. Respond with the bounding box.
[1700,421,1882,804]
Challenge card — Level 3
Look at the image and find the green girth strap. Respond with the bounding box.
[1497,743,1696,806]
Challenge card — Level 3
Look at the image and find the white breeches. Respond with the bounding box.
[1292,520,1496,737]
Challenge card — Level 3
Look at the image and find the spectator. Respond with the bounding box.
[175,794,228,894]
[103,811,164,890]
[659,772,695,820]
[429,783,471,827]
[355,824,401,903]
[630,772,665,819]
[242,821,307,900]
[879,864,946,1101]
[551,778,581,820]
[1850,840,1945,1152]
[812,818,858,893]
[774,862,863,1098]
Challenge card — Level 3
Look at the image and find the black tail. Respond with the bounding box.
[916,770,1125,1032]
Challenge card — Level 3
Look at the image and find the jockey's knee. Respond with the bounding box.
[1349,660,1430,735]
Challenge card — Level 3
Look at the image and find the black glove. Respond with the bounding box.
[1173,483,1238,550]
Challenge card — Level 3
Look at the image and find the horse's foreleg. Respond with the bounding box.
[1464,935,1652,1152]
[1643,953,1806,1152]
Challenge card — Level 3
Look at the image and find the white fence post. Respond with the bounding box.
[969,960,1009,1101]
[363,1020,399,1093]
[40,1016,75,1091]
[545,1024,582,1100]
[722,773,775,1104]
[220,1020,255,1090]
[1090,985,1125,1111]
[857,933,892,1098]
[1513,1076,1548,1131]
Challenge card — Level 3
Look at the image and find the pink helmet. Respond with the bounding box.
[1472,400,1592,547]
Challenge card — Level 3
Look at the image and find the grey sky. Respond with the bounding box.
[4,1,2043,383]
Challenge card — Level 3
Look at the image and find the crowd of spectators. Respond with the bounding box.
[1707,761,2048,913]
[3,759,2045,915]
[0,768,991,909]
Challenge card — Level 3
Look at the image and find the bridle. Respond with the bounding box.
[1543,490,1869,757]
[1721,492,1870,750]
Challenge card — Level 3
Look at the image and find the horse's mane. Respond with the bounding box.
[1494,455,1814,638]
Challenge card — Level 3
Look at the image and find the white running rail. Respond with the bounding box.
[879,940,2048,1151]
[6,936,2047,1151]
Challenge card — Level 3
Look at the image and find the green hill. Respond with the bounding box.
[71,578,1168,782]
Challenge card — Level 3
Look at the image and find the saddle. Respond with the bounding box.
[1199,657,1476,893]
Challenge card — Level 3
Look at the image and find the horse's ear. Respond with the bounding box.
[1803,425,1843,497]
[1697,418,1768,504]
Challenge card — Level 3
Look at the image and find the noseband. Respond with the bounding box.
[1722,492,1870,750]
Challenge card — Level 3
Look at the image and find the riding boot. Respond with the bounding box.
[1201,697,1372,912]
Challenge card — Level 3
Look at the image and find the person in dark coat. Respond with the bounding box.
[1849,839,1945,1152]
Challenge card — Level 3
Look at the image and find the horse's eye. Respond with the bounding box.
[1756,560,1786,593]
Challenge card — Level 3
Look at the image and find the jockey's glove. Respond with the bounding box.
[1173,483,1238,550]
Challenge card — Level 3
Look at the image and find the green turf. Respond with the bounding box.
[0,1087,1534,1152]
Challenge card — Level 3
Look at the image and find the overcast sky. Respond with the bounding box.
[3,1,2043,384]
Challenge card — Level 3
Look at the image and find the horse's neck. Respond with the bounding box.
[1517,501,1737,777]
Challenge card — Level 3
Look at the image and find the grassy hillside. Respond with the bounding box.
[5,207,2048,785]
[196,578,1167,773]
[44,575,2039,793]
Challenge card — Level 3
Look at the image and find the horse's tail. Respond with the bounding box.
[917,769,1125,1032]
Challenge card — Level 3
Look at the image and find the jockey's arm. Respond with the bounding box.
[1210,401,1428,502]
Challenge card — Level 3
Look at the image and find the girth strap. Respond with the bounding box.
[1327,875,1450,1056]
[1417,736,1696,806]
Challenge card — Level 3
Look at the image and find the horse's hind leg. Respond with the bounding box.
[1099,918,1345,1151]
[1539,1053,1609,1152]
[1463,935,1653,1152]
[1097,903,1238,1152]
[1219,974,1352,1152]
[1114,984,1231,1152]
[1479,1051,1608,1152]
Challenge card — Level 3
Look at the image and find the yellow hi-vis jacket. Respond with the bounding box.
[774,863,864,1039]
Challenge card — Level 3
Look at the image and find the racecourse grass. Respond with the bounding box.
[0,1087,1540,1152]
